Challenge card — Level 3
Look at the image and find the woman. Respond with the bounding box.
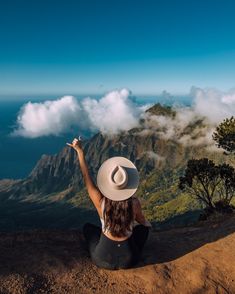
[67,138,152,270]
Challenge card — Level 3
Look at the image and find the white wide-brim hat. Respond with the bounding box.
[97,156,139,201]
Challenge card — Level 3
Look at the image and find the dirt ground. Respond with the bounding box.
[0,214,234,294]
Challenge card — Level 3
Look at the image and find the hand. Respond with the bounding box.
[66,138,83,153]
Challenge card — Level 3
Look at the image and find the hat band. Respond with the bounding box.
[109,165,128,189]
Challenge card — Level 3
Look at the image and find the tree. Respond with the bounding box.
[216,163,235,209]
[179,158,235,211]
[213,116,235,154]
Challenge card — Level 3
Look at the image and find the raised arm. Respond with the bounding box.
[66,138,103,213]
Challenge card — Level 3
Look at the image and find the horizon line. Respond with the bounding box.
[0,91,190,99]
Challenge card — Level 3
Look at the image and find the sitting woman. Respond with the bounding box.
[67,138,152,270]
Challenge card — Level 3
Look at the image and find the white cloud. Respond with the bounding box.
[137,87,235,149]
[11,89,144,138]
[140,107,202,142]
[221,94,235,104]
[11,96,82,138]
[81,88,142,135]
[192,87,235,124]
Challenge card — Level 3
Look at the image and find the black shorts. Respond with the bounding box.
[83,223,149,270]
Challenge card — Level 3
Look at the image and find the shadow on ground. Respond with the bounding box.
[139,212,235,267]
[0,198,99,231]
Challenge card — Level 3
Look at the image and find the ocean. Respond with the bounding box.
[0,97,78,179]
[0,94,191,180]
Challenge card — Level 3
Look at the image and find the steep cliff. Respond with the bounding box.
[0,124,217,198]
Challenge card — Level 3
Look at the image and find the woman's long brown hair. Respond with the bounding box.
[103,197,134,237]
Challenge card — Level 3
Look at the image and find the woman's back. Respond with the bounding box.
[99,197,135,241]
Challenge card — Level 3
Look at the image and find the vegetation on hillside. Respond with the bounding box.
[179,158,235,212]
[178,116,235,221]
[213,116,235,155]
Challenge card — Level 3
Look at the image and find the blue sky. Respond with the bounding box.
[1,0,235,96]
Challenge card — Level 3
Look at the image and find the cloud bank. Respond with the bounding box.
[192,87,235,124]
[136,87,235,148]
[11,96,81,138]
[11,87,235,147]
[81,88,144,134]
[12,89,145,138]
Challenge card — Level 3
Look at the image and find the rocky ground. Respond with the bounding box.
[0,214,234,294]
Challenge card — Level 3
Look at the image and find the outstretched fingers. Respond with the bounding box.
[72,138,79,144]
[66,138,82,150]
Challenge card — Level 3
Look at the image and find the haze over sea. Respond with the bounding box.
[0,93,191,179]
